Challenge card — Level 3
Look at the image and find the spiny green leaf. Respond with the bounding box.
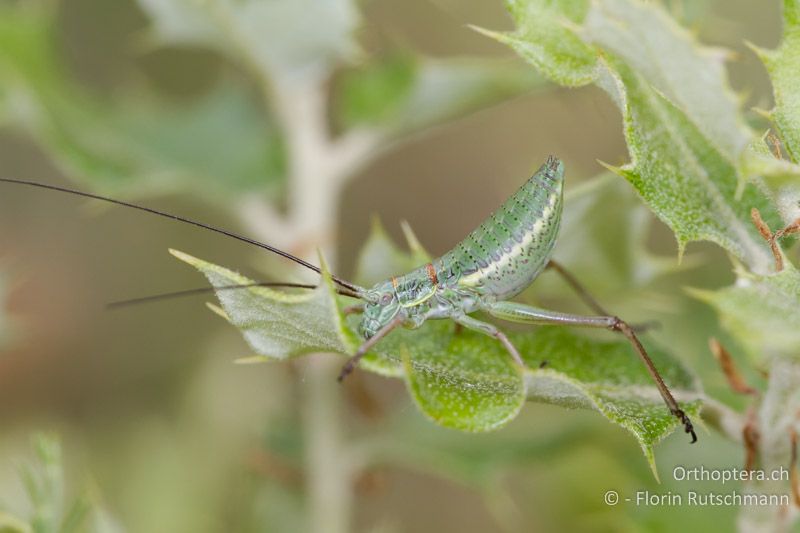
[751,0,800,163]
[174,231,701,466]
[691,265,800,361]
[488,0,781,273]
[334,54,544,135]
[400,328,526,432]
[136,0,359,82]
[170,249,357,360]
[0,4,285,198]
[516,327,701,470]
[596,59,776,272]
[582,0,750,162]
[747,0,800,231]
[472,0,596,87]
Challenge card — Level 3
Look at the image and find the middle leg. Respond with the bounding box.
[452,315,525,367]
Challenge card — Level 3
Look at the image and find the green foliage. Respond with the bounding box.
[336,54,417,128]
[354,217,430,286]
[478,1,800,523]
[170,249,358,361]
[692,266,800,360]
[0,1,540,203]
[397,323,526,432]
[334,55,544,134]
[751,0,800,162]
[0,512,31,533]
[136,0,360,83]
[0,434,115,533]
[479,0,782,273]
[474,0,595,86]
[544,173,694,304]
[0,4,285,198]
[0,275,9,348]
[748,0,800,225]
[598,59,777,270]
[174,220,701,467]
[4,0,798,526]
[582,0,751,160]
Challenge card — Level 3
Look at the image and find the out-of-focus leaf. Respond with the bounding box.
[741,134,800,225]
[547,174,692,296]
[4,434,121,533]
[20,434,64,533]
[0,275,10,348]
[335,54,416,129]
[691,266,800,361]
[0,513,31,533]
[106,84,286,196]
[136,0,359,83]
[15,434,83,533]
[175,233,701,466]
[354,217,430,287]
[472,0,596,87]
[59,495,91,533]
[334,55,544,135]
[750,0,800,163]
[0,4,285,197]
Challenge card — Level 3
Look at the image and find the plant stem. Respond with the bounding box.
[737,357,800,532]
[239,74,375,533]
[303,355,353,533]
[284,84,351,532]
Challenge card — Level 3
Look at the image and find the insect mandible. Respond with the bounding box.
[0,156,697,443]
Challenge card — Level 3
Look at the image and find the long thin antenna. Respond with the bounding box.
[0,177,364,294]
[108,281,361,309]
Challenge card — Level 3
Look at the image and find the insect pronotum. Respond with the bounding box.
[0,156,697,443]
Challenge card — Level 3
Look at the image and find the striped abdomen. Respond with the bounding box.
[433,156,564,300]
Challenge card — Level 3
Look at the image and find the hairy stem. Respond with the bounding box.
[738,357,800,532]
[303,355,353,533]
[238,70,378,532]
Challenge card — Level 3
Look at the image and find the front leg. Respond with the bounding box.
[485,301,697,443]
[338,316,403,382]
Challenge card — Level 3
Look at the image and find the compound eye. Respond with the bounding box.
[381,293,393,305]
[364,292,379,304]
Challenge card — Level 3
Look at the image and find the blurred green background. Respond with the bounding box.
[0,0,787,531]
